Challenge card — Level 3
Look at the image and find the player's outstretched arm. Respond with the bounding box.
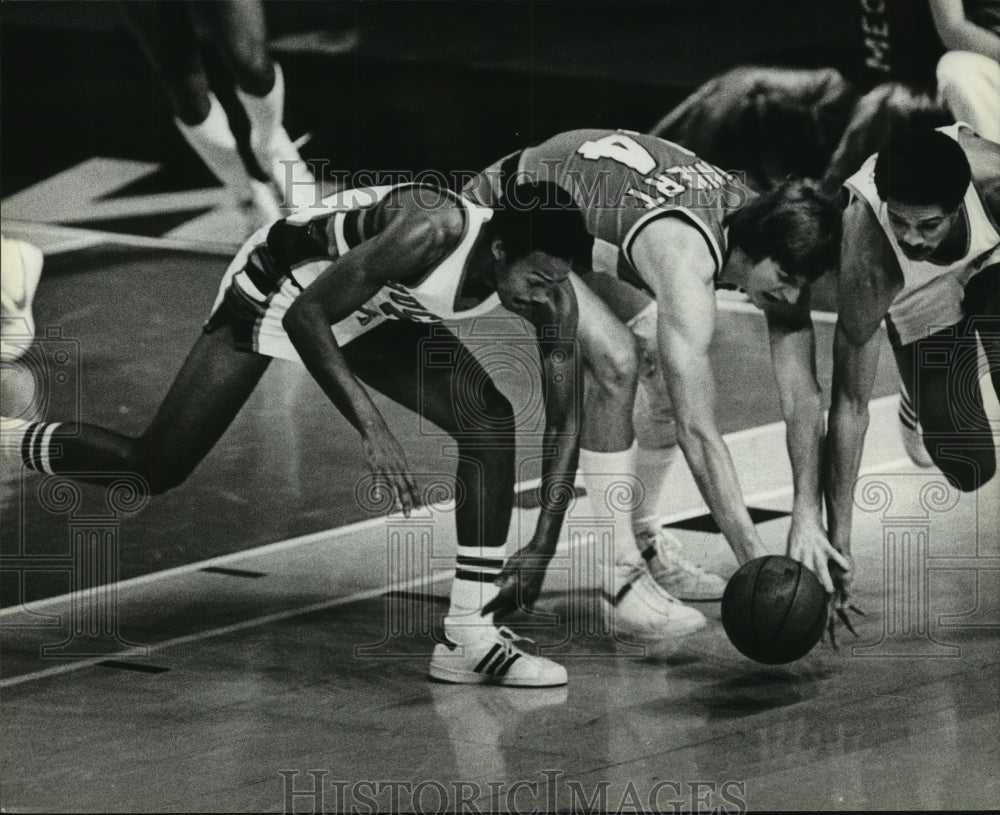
[825,197,900,591]
[486,280,581,617]
[282,191,464,514]
[930,0,1000,60]
[825,319,881,601]
[765,297,849,592]
[634,219,765,565]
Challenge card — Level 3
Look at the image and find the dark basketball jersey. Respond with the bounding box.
[464,129,753,293]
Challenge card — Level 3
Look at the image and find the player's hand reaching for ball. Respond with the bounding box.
[826,550,866,648]
[361,424,418,517]
[787,513,849,594]
[481,539,553,620]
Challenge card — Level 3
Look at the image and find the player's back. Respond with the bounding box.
[466,129,752,278]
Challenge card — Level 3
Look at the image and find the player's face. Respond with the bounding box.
[496,250,572,315]
[743,257,806,309]
[885,199,960,261]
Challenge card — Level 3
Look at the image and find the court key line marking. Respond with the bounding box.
[1,450,912,690]
[0,394,902,622]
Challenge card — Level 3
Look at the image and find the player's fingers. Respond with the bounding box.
[827,615,839,650]
[836,607,859,638]
[827,547,851,573]
[813,557,835,594]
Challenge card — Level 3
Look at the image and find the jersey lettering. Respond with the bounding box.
[352,283,442,327]
[577,134,657,174]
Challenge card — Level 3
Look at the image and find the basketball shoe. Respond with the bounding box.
[429,618,567,687]
[602,561,707,641]
[638,527,727,601]
[898,392,934,468]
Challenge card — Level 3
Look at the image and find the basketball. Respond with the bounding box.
[721,555,828,664]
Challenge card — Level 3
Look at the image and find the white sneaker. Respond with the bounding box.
[256,128,319,210]
[639,528,727,601]
[602,562,707,641]
[899,411,935,468]
[429,619,567,687]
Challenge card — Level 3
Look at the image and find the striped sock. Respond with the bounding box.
[899,391,920,432]
[19,421,62,474]
[447,544,505,641]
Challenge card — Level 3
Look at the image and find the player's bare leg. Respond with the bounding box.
[342,322,566,686]
[117,0,281,234]
[895,266,1000,492]
[201,0,318,209]
[581,272,726,602]
[570,275,706,638]
[11,322,271,494]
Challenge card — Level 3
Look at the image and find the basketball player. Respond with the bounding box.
[465,130,848,613]
[827,126,1000,615]
[4,181,589,688]
[117,0,317,235]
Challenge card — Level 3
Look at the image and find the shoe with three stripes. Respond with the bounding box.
[898,392,935,468]
[429,619,567,687]
[602,562,707,641]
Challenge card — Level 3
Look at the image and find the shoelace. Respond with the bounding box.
[495,626,533,656]
[651,533,705,577]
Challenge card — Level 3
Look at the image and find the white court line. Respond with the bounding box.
[0,452,916,690]
[0,572,449,690]
[0,218,241,257]
[0,395,903,622]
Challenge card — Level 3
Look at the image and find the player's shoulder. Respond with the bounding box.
[383,185,466,246]
[955,124,1000,224]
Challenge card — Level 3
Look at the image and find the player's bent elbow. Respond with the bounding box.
[282,298,322,338]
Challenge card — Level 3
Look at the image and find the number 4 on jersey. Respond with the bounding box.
[577,134,657,174]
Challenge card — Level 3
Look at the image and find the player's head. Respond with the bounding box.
[874,129,971,260]
[725,179,841,308]
[486,182,591,312]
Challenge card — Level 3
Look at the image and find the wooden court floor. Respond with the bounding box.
[1,227,997,812]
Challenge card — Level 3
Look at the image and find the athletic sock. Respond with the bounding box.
[237,62,284,150]
[4,419,62,474]
[447,543,505,642]
[236,63,315,206]
[899,389,919,431]
[632,443,680,534]
[578,442,641,565]
[174,93,254,201]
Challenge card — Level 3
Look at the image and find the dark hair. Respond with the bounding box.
[873,129,970,211]
[726,178,841,281]
[488,181,593,268]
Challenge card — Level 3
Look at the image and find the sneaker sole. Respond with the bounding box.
[428,663,567,688]
[601,605,708,641]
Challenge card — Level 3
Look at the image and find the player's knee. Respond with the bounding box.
[132,436,193,495]
[462,386,515,439]
[590,336,640,395]
[936,449,996,493]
